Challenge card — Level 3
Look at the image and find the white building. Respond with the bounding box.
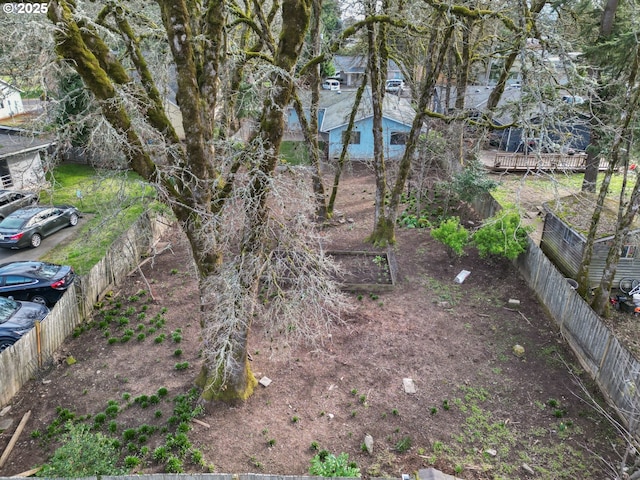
[0,80,25,120]
[0,126,53,190]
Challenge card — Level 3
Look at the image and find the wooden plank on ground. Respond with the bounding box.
[0,410,31,469]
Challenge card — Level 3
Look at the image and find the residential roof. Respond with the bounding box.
[332,55,401,76]
[318,89,415,132]
[434,84,523,124]
[436,84,591,128]
[0,126,54,159]
[0,79,23,95]
[543,192,640,241]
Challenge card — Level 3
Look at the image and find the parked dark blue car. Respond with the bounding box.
[0,205,80,249]
[0,261,76,306]
[0,296,49,352]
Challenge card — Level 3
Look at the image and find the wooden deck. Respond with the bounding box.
[492,152,608,172]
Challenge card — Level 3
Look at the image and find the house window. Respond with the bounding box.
[390,132,408,145]
[621,245,637,259]
[342,131,361,145]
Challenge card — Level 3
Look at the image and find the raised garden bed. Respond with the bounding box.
[328,248,398,292]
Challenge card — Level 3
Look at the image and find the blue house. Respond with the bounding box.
[287,89,415,161]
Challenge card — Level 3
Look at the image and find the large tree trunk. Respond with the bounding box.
[194,0,312,401]
[366,11,390,246]
[50,0,312,402]
[307,0,328,221]
[368,17,453,245]
[581,0,619,194]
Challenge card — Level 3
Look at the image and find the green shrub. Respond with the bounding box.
[165,455,184,473]
[450,159,498,203]
[124,455,141,469]
[395,436,412,453]
[191,449,204,465]
[472,210,532,260]
[153,445,169,462]
[93,413,107,425]
[37,423,124,477]
[108,421,118,433]
[309,451,361,477]
[430,217,469,258]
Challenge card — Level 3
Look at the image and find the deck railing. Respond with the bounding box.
[493,152,609,172]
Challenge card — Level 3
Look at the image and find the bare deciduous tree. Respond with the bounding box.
[45,0,347,403]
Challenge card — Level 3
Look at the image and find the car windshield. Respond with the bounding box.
[0,217,27,229]
[34,263,61,279]
[0,297,19,324]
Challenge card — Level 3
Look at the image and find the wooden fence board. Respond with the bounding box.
[0,214,168,408]
[471,191,640,435]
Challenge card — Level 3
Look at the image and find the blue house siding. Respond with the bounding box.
[286,89,415,161]
[326,117,410,160]
[285,107,327,133]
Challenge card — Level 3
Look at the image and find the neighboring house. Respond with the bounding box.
[434,84,590,153]
[0,126,52,190]
[331,55,403,87]
[287,89,416,161]
[0,80,25,120]
[540,193,640,287]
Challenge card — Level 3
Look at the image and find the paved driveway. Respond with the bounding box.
[0,215,88,264]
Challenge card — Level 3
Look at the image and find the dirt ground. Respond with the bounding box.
[0,165,627,479]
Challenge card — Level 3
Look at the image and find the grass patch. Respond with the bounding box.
[37,164,160,274]
[423,276,463,306]
[280,141,310,166]
[37,387,204,475]
[426,384,606,478]
[492,171,637,210]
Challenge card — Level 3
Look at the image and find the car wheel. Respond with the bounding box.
[69,213,78,226]
[0,339,15,352]
[30,295,48,306]
[30,233,42,248]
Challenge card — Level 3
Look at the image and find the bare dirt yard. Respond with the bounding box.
[0,165,627,479]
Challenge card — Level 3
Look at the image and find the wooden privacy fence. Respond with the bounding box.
[4,193,640,437]
[0,213,169,407]
[492,152,609,172]
[473,193,640,435]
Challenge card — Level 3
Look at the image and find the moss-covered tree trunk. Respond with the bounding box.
[327,76,368,216]
[366,3,392,246]
[368,16,453,245]
[195,0,311,401]
[308,0,328,221]
[579,39,640,306]
[50,0,311,402]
